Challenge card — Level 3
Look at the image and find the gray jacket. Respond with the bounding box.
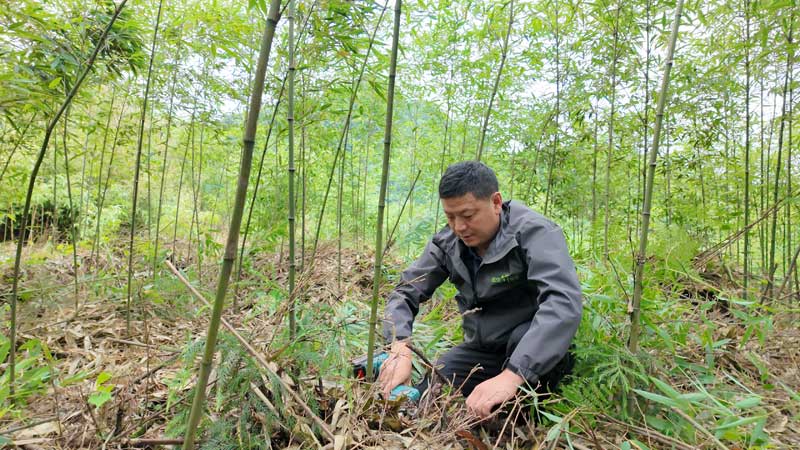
[383,200,582,384]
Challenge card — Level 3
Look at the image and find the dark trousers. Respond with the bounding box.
[421,321,575,397]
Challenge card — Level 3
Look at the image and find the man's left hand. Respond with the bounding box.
[465,369,525,418]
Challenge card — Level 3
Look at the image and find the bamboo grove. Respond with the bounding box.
[1,0,799,447]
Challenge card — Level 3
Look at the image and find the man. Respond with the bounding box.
[378,161,582,418]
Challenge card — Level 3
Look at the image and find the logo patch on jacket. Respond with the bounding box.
[491,272,522,284]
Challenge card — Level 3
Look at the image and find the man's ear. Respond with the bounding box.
[491,191,503,213]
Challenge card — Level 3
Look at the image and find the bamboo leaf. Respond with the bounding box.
[749,417,768,447]
[714,415,766,431]
[633,388,680,408]
[368,78,386,102]
[733,396,762,409]
[96,371,112,386]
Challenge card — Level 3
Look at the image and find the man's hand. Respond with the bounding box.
[377,341,413,398]
[465,369,525,418]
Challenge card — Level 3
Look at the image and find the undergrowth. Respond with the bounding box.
[1,236,798,448]
[153,248,799,449]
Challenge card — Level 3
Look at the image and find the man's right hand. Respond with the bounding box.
[377,341,413,398]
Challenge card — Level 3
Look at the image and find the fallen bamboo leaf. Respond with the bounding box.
[333,434,346,450]
[11,438,50,446]
[13,421,60,439]
[456,429,490,450]
[331,398,347,430]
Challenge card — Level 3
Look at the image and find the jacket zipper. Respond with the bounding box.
[473,288,482,347]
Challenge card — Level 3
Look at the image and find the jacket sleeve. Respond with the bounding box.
[382,238,450,342]
[506,220,582,385]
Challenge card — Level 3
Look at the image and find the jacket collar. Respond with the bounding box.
[482,201,519,264]
[446,201,519,265]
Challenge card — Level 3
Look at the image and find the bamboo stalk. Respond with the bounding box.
[6,0,128,404]
[543,0,559,216]
[789,49,796,294]
[189,89,205,280]
[433,70,453,235]
[639,0,652,242]
[287,0,297,338]
[145,100,154,242]
[77,133,91,241]
[172,103,196,260]
[235,0,317,304]
[152,27,182,276]
[603,2,622,261]
[764,18,793,302]
[383,169,422,257]
[743,0,751,300]
[89,87,114,263]
[591,102,598,233]
[181,2,282,447]
[300,72,307,271]
[91,87,130,265]
[337,121,349,292]
[309,1,389,263]
[476,0,513,162]
[628,0,684,354]
[59,107,79,308]
[126,0,164,337]
[366,0,402,381]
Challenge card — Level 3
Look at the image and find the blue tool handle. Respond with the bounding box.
[373,352,389,371]
[388,385,420,402]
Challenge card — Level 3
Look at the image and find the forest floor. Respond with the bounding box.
[1,237,800,449]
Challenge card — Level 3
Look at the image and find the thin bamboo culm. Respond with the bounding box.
[235,1,316,304]
[152,33,182,276]
[627,0,684,416]
[6,0,129,404]
[366,0,402,380]
[743,0,751,300]
[764,18,794,302]
[628,0,684,354]
[60,107,80,308]
[181,1,281,447]
[309,1,389,263]
[126,0,164,336]
[476,0,513,162]
[287,0,298,338]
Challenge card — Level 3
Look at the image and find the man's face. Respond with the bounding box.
[441,192,503,252]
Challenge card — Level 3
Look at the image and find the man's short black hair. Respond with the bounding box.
[438,161,499,199]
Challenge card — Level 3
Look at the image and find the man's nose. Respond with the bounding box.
[454,218,467,232]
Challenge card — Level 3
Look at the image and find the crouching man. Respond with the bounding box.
[378,161,582,418]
